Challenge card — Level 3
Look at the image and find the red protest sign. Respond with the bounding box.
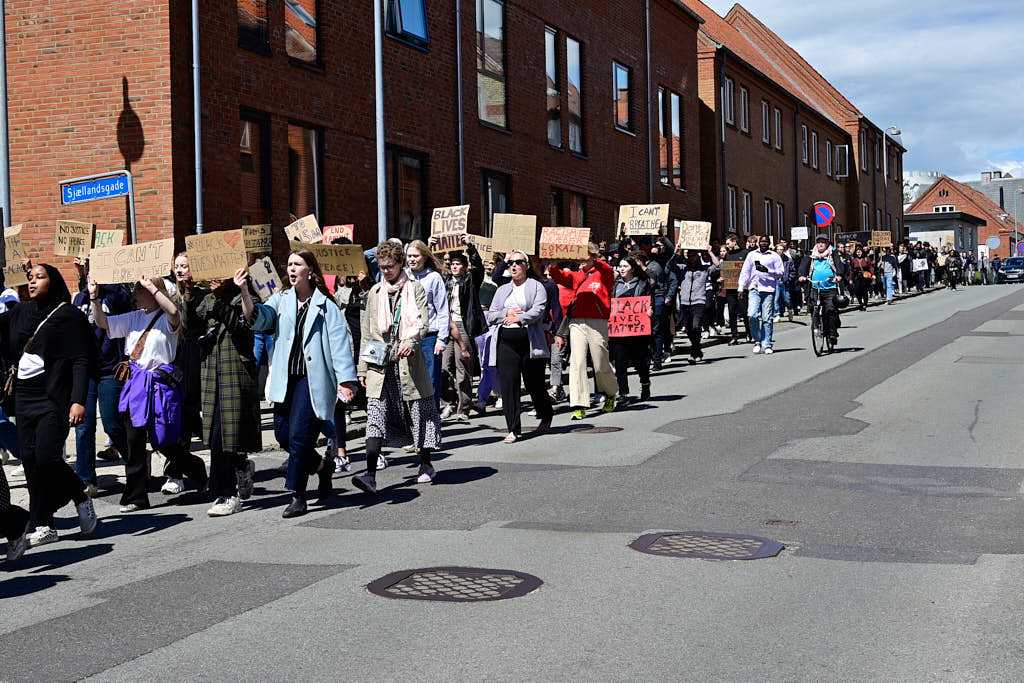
[609,296,652,337]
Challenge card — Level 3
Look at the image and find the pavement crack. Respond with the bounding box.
[968,399,981,444]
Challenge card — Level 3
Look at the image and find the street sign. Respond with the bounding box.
[813,201,836,229]
[986,237,1001,250]
[60,172,131,205]
[1017,242,1024,256]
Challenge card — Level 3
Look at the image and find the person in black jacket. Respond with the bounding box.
[722,233,749,345]
[645,239,679,369]
[439,239,486,422]
[9,264,98,547]
[610,257,653,402]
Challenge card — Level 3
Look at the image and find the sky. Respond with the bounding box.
[704,0,1024,182]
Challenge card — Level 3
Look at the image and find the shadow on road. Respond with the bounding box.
[0,574,71,599]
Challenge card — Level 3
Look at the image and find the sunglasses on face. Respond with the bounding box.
[507,259,528,266]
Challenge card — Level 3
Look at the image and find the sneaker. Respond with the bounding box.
[161,478,185,495]
[773,315,781,323]
[378,453,390,470]
[335,454,352,473]
[402,444,418,454]
[236,459,256,500]
[602,396,617,414]
[84,483,99,498]
[439,404,454,420]
[528,409,538,418]
[208,496,242,517]
[282,496,307,519]
[752,344,762,355]
[548,387,566,403]
[27,526,58,547]
[763,347,774,355]
[119,503,147,513]
[416,465,435,484]
[701,330,710,339]
[97,447,120,462]
[495,398,503,410]
[570,409,587,421]
[788,312,794,322]
[352,473,378,494]
[6,524,28,562]
[450,412,469,424]
[77,499,98,535]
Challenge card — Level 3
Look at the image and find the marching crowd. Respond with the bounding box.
[0,229,983,562]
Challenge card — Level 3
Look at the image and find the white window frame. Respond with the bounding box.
[742,190,753,233]
[764,198,772,233]
[860,130,868,171]
[722,77,735,126]
[727,186,737,232]
[801,124,808,164]
[776,202,784,239]
[862,202,870,229]
[739,86,749,132]
[933,204,956,213]
[761,100,770,143]
[811,131,819,169]
[825,140,833,177]
[773,108,782,150]
[876,208,882,229]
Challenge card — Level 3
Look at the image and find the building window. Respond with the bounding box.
[761,101,770,144]
[477,0,507,128]
[239,113,271,225]
[933,204,955,213]
[550,188,564,226]
[739,86,749,132]
[670,91,682,189]
[722,77,735,126]
[481,170,510,236]
[386,148,428,242]
[727,185,737,232]
[887,212,892,230]
[569,191,586,227]
[862,202,870,229]
[613,62,632,131]
[875,137,881,170]
[567,36,584,153]
[826,140,833,177]
[658,88,668,185]
[801,125,808,164]
[385,0,430,47]
[546,27,561,148]
[658,88,682,189]
[860,129,868,171]
[287,123,321,221]
[774,107,782,150]
[776,202,784,239]
[876,208,882,229]
[835,144,850,178]
[285,0,319,64]
[764,198,772,233]
[742,191,752,233]
[811,131,819,169]
[239,0,269,51]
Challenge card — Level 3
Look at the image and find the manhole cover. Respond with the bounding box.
[366,567,542,602]
[575,426,623,434]
[629,532,783,560]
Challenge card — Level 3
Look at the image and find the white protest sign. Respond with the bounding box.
[89,238,175,284]
[284,215,322,244]
[676,221,712,251]
[248,256,284,302]
[790,226,809,241]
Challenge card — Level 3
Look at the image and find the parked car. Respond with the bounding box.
[999,257,1024,283]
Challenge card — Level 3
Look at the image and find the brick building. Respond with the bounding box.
[906,175,1020,257]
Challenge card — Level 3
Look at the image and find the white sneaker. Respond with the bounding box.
[27,526,58,547]
[335,454,352,473]
[207,496,242,517]
[161,478,185,495]
[378,453,390,469]
[528,409,538,418]
[495,398,503,410]
[77,499,98,535]
[439,404,454,420]
[416,465,435,484]
[119,503,143,513]
[752,344,762,355]
[763,347,774,355]
[773,315,781,323]
[701,330,710,339]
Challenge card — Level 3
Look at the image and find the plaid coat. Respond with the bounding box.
[195,292,262,454]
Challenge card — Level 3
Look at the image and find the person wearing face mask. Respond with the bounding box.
[351,242,441,493]
[92,274,206,512]
[485,251,553,443]
[674,245,720,364]
[609,257,653,402]
[737,236,784,355]
[405,240,449,413]
[241,250,358,518]
[9,264,98,547]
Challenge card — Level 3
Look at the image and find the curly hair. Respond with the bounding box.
[375,241,406,266]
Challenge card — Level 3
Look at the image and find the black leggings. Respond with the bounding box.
[610,337,650,396]
[496,327,553,436]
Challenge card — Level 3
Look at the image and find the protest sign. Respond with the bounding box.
[912,258,929,273]
[539,227,591,260]
[322,224,355,244]
[618,204,669,236]
[431,204,469,235]
[431,232,468,254]
[248,256,284,302]
[3,225,28,286]
[492,214,537,255]
[870,231,893,248]
[304,243,367,277]
[790,226,809,241]
[54,221,94,257]
[721,260,743,289]
[609,296,652,337]
[93,229,125,249]
[243,224,273,254]
[465,234,494,263]
[184,229,247,281]
[89,238,175,284]
[835,231,870,247]
[676,221,712,251]
[284,214,322,244]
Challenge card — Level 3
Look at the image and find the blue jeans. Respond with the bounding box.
[273,375,323,495]
[884,273,895,302]
[773,284,791,317]
[254,332,275,367]
[420,332,441,410]
[75,375,127,485]
[747,289,775,348]
[0,406,19,458]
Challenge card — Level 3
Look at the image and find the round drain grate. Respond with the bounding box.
[575,426,624,434]
[629,531,783,560]
[367,567,543,602]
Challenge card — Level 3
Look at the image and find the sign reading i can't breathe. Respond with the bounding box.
[609,296,652,337]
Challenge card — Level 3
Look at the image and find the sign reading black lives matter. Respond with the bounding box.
[430,204,470,253]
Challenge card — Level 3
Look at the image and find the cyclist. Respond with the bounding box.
[798,235,846,345]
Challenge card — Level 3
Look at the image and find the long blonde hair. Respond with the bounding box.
[406,240,441,273]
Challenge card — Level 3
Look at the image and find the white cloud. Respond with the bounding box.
[703,0,1024,178]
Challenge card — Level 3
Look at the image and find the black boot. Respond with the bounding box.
[282,495,307,518]
[640,383,651,401]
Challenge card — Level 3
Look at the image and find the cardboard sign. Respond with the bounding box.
[721,260,743,289]
[835,231,870,246]
[618,204,669,237]
[431,204,470,235]
[248,256,284,302]
[609,296,652,337]
[912,258,929,273]
[185,229,247,281]
[322,224,355,244]
[870,231,893,248]
[93,229,125,249]
[54,220,94,257]
[492,214,537,255]
[89,238,175,284]
[790,226,809,241]
[539,227,591,260]
[303,243,367,277]
[465,234,494,263]
[431,232,468,254]
[3,225,28,286]
[676,221,712,251]
[284,214,322,244]
[243,224,273,254]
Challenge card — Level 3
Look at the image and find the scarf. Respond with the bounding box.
[811,244,833,260]
[376,273,422,343]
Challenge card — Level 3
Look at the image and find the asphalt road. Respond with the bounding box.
[3,284,1024,681]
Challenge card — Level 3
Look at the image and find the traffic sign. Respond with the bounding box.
[1017,242,1024,255]
[813,201,835,229]
[986,236,1001,250]
[60,171,131,205]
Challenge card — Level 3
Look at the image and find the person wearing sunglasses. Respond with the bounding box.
[484,251,553,443]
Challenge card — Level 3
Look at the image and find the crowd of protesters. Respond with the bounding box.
[0,228,998,562]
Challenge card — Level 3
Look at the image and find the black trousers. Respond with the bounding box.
[16,379,85,528]
[678,304,705,358]
[208,402,246,498]
[121,407,207,507]
[725,290,747,340]
[610,337,651,396]
[497,328,553,436]
[1,450,29,542]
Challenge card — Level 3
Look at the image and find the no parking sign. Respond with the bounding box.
[813,201,835,229]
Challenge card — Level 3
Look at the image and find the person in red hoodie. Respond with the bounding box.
[549,243,618,419]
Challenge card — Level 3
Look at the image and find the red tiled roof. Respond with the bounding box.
[907,175,1018,231]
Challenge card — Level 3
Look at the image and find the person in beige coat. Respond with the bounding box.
[352,241,442,494]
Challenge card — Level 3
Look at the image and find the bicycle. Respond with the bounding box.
[806,285,836,357]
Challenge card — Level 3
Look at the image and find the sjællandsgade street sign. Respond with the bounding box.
[60,172,131,205]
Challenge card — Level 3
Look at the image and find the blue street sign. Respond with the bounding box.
[60,172,131,205]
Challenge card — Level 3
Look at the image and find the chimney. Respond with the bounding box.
[982,172,991,182]
[993,170,1003,179]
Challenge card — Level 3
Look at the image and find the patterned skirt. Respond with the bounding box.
[366,364,442,451]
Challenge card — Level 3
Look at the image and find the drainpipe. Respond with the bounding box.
[718,52,727,236]
[0,0,10,239]
[454,0,465,204]
[374,0,387,242]
[191,0,204,233]
[644,0,653,203]
[792,103,799,240]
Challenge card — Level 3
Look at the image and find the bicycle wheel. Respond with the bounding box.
[810,306,825,357]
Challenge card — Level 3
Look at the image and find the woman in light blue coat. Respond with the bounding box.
[239,250,358,518]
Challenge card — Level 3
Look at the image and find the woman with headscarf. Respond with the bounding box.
[352,241,442,494]
[9,264,98,546]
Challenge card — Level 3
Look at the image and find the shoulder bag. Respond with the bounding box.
[360,295,402,368]
[113,311,164,382]
[0,302,67,409]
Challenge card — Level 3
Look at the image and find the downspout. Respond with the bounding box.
[455,0,465,204]
[644,0,653,203]
[191,0,204,233]
[718,51,726,235]
[792,103,799,241]
[0,0,9,240]
[882,131,889,234]
[374,0,387,241]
